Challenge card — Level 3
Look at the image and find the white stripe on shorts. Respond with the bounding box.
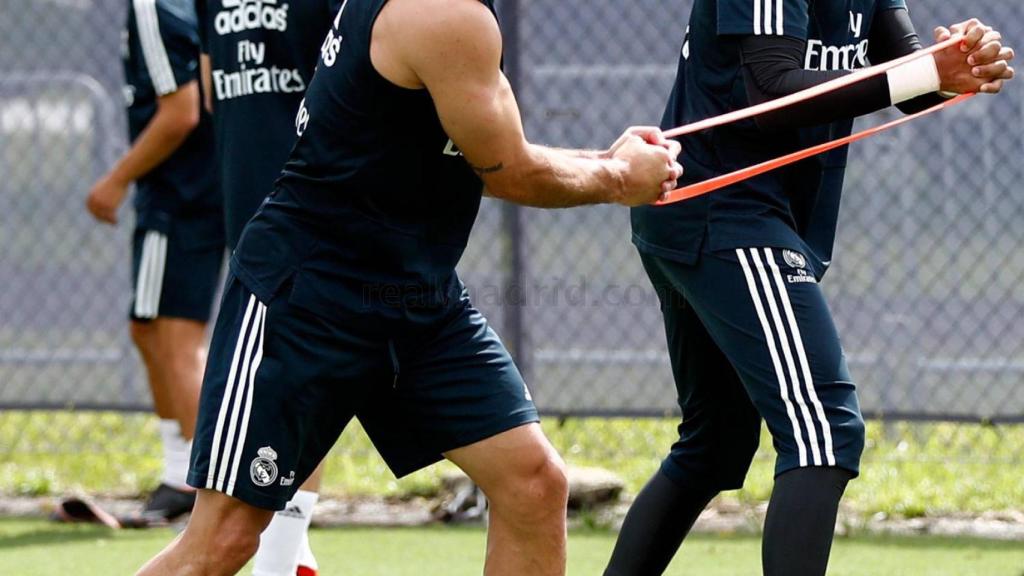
[750,248,823,466]
[134,232,154,319]
[765,248,836,466]
[134,231,166,319]
[736,248,809,467]
[226,305,266,496]
[206,294,257,489]
[215,300,266,492]
[147,232,167,318]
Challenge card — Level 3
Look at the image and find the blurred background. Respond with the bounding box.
[1,0,1022,525]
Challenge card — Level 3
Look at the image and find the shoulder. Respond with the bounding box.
[131,0,197,35]
[378,0,500,53]
[373,0,501,86]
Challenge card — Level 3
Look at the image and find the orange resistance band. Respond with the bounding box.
[656,36,972,206]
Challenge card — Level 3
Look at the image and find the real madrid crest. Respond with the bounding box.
[782,250,807,270]
[250,446,279,487]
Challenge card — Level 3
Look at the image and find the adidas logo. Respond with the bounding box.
[279,504,306,519]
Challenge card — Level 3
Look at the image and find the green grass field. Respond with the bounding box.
[2,412,1023,518]
[1,519,1022,576]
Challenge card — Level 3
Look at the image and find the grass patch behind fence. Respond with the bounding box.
[1,411,1022,517]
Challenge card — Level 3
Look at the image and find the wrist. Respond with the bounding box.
[604,159,630,204]
[105,167,132,189]
[886,54,942,104]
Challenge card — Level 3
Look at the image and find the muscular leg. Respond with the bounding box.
[444,423,568,576]
[137,490,275,576]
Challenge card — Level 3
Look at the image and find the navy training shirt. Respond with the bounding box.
[197,0,343,248]
[124,0,219,225]
[230,0,496,319]
[632,0,906,277]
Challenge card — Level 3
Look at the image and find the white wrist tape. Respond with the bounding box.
[886,54,942,105]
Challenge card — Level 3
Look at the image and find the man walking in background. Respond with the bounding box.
[86,0,223,526]
[195,0,344,572]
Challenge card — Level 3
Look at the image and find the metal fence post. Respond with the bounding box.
[496,0,529,378]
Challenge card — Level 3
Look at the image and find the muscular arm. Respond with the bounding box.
[372,0,679,208]
[107,82,201,185]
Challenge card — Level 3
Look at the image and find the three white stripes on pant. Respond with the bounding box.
[753,0,785,36]
[736,248,836,467]
[206,294,268,495]
[134,230,167,319]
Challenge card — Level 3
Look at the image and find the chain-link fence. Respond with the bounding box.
[1,0,1023,499]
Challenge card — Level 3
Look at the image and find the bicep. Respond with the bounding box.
[430,69,527,176]
[403,1,529,178]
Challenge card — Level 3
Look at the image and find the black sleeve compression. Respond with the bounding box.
[740,35,890,130]
[741,8,943,130]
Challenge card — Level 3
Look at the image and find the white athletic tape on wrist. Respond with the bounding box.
[886,54,942,105]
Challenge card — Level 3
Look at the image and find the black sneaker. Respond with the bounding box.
[120,483,196,529]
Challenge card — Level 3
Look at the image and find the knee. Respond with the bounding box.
[182,515,262,571]
[664,424,761,493]
[495,451,569,521]
[522,452,569,512]
[207,523,261,567]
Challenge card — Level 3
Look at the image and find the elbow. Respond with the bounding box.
[482,177,519,203]
[156,95,202,139]
[177,107,201,134]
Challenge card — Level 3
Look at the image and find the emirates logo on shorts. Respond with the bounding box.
[250,446,279,487]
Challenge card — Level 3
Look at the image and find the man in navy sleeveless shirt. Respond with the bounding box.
[138,0,682,574]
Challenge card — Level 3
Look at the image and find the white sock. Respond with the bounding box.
[159,419,192,490]
[297,529,318,571]
[253,490,319,576]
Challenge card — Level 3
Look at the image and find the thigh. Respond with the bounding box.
[641,253,762,490]
[670,247,864,477]
[358,300,540,478]
[189,274,388,509]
